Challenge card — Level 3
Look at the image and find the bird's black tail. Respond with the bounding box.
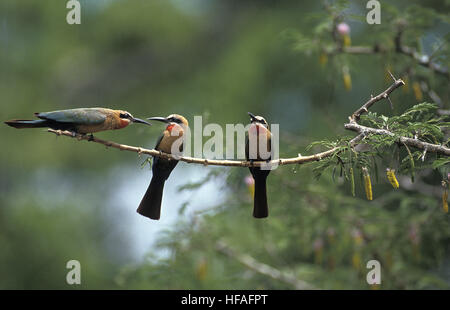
[253,174,269,218]
[4,119,48,129]
[137,175,166,220]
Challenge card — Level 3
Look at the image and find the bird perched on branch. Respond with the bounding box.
[4,108,151,136]
[137,114,188,220]
[246,112,272,218]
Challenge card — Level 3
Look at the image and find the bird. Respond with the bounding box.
[4,108,151,136]
[245,112,271,218]
[137,114,189,220]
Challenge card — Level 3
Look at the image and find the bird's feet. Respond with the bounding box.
[88,134,95,141]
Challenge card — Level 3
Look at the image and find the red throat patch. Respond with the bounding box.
[166,124,176,132]
[119,119,130,129]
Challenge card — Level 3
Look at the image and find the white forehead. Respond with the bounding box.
[255,116,267,123]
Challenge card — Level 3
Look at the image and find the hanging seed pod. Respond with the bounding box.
[343,34,351,47]
[336,22,351,47]
[319,52,328,67]
[363,167,373,201]
[384,65,392,83]
[195,258,208,281]
[386,168,399,189]
[442,182,448,213]
[402,76,409,93]
[412,81,423,101]
[244,175,255,198]
[352,252,361,271]
[350,167,356,197]
[342,66,352,91]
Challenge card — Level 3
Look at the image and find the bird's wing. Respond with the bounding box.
[154,133,164,150]
[35,108,106,125]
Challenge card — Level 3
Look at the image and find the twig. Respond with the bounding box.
[332,40,449,79]
[394,31,449,78]
[437,109,450,116]
[351,78,405,121]
[344,122,450,156]
[215,240,317,290]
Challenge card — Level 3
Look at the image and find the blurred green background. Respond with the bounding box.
[0,0,449,289]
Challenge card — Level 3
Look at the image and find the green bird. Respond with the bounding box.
[4,108,151,135]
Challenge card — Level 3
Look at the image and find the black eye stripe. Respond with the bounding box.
[168,117,182,124]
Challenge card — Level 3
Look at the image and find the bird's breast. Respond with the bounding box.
[158,126,185,154]
[249,123,270,138]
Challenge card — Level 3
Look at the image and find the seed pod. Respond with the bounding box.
[412,81,423,101]
[352,252,361,271]
[195,258,208,281]
[319,53,328,67]
[363,167,373,201]
[244,175,255,198]
[343,34,351,47]
[336,22,351,47]
[386,168,399,189]
[402,76,409,93]
[384,65,392,83]
[443,188,448,214]
[342,66,352,91]
[350,167,355,197]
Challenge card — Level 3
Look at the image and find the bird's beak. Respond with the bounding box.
[147,116,169,123]
[248,112,257,122]
[131,117,152,126]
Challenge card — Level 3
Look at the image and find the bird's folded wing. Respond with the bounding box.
[35,108,106,125]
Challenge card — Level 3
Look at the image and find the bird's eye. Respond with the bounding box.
[120,113,131,119]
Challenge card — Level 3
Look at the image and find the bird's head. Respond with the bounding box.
[147,114,189,132]
[115,110,152,128]
[248,112,268,128]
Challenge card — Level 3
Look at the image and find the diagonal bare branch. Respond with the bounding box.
[351,78,405,121]
[215,240,318,290]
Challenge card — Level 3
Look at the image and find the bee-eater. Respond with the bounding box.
[137,114,189,220]
[245,112,271,218]
[4,108,151,135]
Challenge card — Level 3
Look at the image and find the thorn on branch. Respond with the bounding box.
[421,148,427,162]
[387,96,394,110]
[387,70,396,82]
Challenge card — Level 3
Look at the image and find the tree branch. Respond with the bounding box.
[344,122,450,156]
[351,77,405,121]
[47,129,343,168]
[47,77,448,170]
[332,44,449,79]
[215,240,317,290]
[394,29,449,79]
